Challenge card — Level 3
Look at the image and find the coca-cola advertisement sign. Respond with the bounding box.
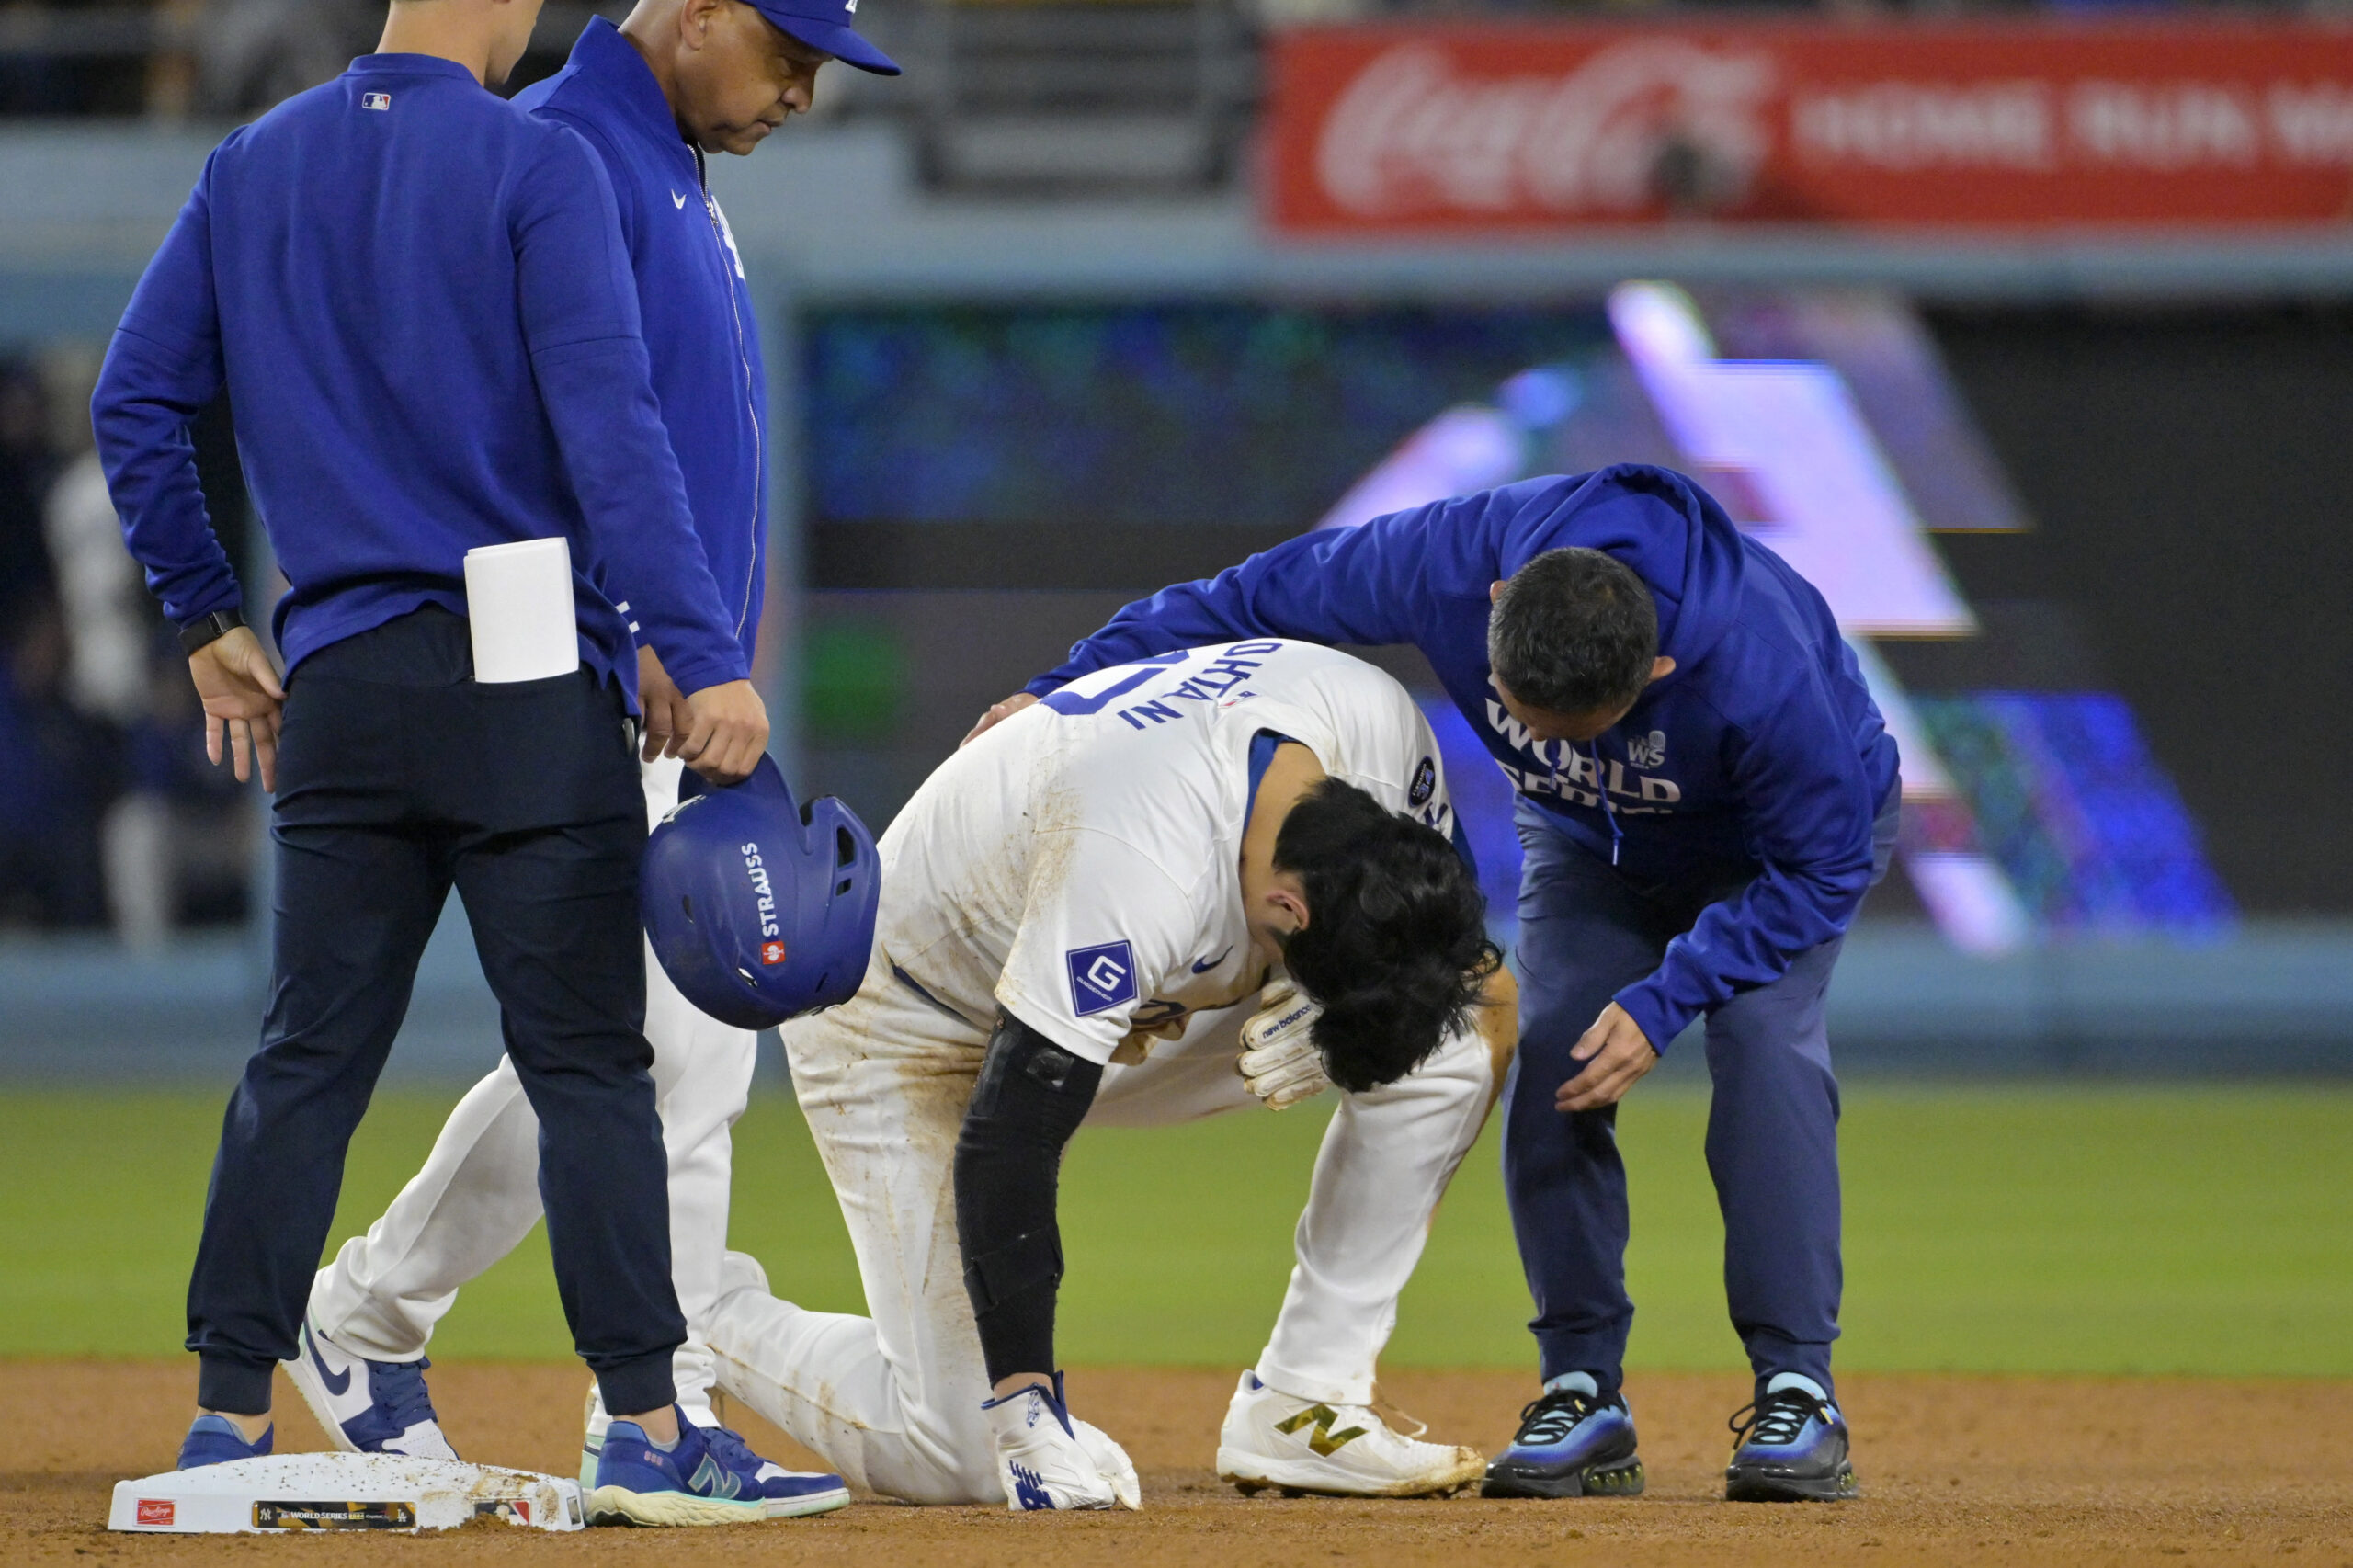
[1268,21,2353,231]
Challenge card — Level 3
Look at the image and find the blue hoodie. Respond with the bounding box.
[514,18,767,665]
[92,53,746,704]
[1029,464,1900,1049]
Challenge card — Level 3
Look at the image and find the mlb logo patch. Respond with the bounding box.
[136,1500,175,1527]
[1065,940,1137,1017]
[760,940,788,967]
[360,92,392,111]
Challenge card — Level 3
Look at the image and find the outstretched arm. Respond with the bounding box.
[1561,667,1884,1111]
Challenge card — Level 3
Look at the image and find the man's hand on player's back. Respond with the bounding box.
[189,626,286,791]
[961,690,1038,746]
[679,677,769,785]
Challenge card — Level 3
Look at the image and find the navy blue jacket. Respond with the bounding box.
[92,52,746,703]
[515,19,767,665]
[1029,465,1900,1047]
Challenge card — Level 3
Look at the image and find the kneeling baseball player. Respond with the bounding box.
[705,638,1514,1509]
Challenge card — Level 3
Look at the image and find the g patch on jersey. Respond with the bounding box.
[1409,756,1437,807]
[1065,940,1138,1017]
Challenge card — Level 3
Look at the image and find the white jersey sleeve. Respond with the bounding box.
[1245,654,1460,846]
[993,828,1211,1066]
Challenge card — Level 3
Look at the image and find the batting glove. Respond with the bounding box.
[984,1376,1141,1512]
[1238,979,1331,1111]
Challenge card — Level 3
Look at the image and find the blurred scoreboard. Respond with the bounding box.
[805,288,2235,949]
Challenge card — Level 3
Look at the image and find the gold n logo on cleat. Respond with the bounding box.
[1274,1404,1369,1457]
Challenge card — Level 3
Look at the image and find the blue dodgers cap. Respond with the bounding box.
[747,0,901,75]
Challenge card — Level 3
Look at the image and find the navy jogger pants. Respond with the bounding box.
[1503,793,1897,1401]
[185,608,685,1418]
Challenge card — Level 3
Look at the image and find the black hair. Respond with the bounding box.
[1486,547,1658,717]
[1272,778,1502,1094]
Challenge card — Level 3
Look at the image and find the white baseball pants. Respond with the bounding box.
[307,754,756,1417]
[705,949,1501,1504]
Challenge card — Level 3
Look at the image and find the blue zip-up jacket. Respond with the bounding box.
[91,52,747,704]
[1029,464,1900,1049]
[515,18,766,664]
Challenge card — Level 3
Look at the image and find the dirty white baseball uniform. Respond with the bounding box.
[707,640,1497,1503]
[307,752,755,1421]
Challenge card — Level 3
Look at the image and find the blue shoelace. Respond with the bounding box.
[368,1357,439,1434]
[698,1425,762,1477]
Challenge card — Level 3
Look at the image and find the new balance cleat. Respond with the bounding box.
[1481,1385,1644,1498]
[176,1414,272,1470]
[589,1405,847,1526]
[1724,1380,1859,1503]
[578,1385,847,1519]
[282,1314,457,1460]
[984,1373,1141,1512]
[1218,1370,1483,1498]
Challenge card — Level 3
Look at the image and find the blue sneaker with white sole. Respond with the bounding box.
[282,1314,458,1460]
[1724,1377,1859,1502]
[587,1406,851,1526]
[176,1415,272,1470]
[1481,1383,1644,1498]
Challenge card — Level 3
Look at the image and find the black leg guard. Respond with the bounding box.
[954,1012,1103,1385]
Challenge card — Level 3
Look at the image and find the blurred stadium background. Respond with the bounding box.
[0,0,2348,1377]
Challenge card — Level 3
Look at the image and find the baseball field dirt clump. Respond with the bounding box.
[4,1361,2345,1566]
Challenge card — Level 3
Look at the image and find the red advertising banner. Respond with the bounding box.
[1267,21,2353,232]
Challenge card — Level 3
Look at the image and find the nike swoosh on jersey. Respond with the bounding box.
[1190,947,1233,973]
[672,191,689,209]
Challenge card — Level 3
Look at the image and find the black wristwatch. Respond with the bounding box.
[178,608,247,658]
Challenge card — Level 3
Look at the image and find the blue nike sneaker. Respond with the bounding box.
[1724,1380,1859,1502]
[587,1406,851,1526]
[282,1314,457,1459]
[176,1414,272,1470]
[1481,1386,1644,1498]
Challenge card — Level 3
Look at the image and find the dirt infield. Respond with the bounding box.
[4,1361,2346,1567]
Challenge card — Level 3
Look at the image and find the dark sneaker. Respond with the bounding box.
[1480,1388,1643,1498]
[1724,1386,1859,1502]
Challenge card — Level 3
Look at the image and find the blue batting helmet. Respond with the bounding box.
[642,756,881,1029]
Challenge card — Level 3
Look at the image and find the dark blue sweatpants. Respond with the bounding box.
[184,609,684,1419]
[1503,794,1896,1401]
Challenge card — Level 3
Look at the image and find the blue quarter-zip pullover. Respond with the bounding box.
[1029,464,1900,1049]
[92,52,747,703]
[515,18,767,665]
